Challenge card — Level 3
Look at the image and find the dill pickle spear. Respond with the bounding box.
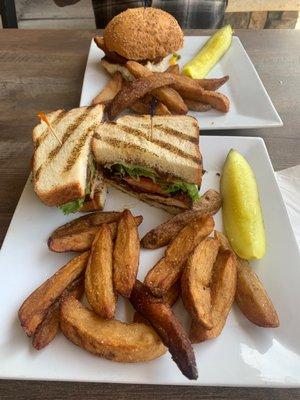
[221,149,266,260]
[182,25,233,79]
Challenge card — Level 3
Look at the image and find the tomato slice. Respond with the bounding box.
[123,176,167,195]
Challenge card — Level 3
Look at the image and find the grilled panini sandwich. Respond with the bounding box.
[32,105,107,214]
[92,115,202,214]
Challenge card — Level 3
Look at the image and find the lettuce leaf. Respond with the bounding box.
[58,198,85,215]
[164,182,200,202]
[108,163,157,182]
[107,163,200,201]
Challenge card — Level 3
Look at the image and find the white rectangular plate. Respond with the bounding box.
[80,37,282,130]
[1,136,299,387]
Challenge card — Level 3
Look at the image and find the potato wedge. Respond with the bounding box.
[92,72,123,105]
[131,95,171,116]
[50,211,122,236]
[114,210,140,297]
[214,231,279,328]
[145,216,214,297]
[85,224,116,318]
[236,259,279,328]
[190,250,237,343]
[32,303,59,350]
[184,99,212,112]
[108,73,176,119]
[60,295,166,362]
[130,280,198,380]
[18,252,89,337]
[141,190,221,249]
[196,90,230,113]
[195,76,229,91]
[48,215,143,252]
[133,281,181,324]
[162,280,181,306]
[125,61,187,114]
[181,238,220,329]
[32,276,84,350]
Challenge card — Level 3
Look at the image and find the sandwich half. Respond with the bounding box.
[32,105,107,214]
[92,115,202,214]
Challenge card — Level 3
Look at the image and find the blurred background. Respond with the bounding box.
[1,0,300,29]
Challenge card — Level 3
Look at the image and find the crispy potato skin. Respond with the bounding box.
[108,73,176,119]
[125,61,188,114]
[32,276,85,350]
[133,281,181,324]
[190,250,237,343]
[18,252,89,337]
[195,76,229,91]
[114,210,140,297]
[130,280,198,380]
[32,303,60,350]
[214,231,279,328]
[141,190,221,249]
[60,296,166,362]
[145,216,214,297]
[181,238,220,329]
[85,224,116,319]
[48,215,143,252]
[183,99,212,112]
[236,259,279,328]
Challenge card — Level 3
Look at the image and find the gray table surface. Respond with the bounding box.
[0,29,300,399]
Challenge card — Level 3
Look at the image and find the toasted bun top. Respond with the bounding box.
[104,7,183,61]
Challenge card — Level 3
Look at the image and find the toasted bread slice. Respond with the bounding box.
[92,114,202,185]
[32,105,104,206]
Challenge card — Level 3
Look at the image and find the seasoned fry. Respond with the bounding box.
[141,189,221,249]
[214,231,279,328]
[181,238,220,329]
[162,280,181,306]
[196,90,230,113]
[130,280,198,380]
[195,75,229,91]
[236,259,279,328]
[114,210,140,297]
[184,99,212,112]
[108,73,176,119]
[32,277,84,350]
[18,252,89,337]
[145,216,214,297]
[32,303,59,350]
[190,250,237,343]
[133,281,181,324]
[48,215,143,252]
[166,64,180,74]
[50,211,122,237]
[130,94,171,116]
[60,296,166,362]
[126,61,188,114]
[92,72,123,105]
[85,224,116,318]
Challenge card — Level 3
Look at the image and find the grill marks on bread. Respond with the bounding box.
[92,115,202,185]
[34,107,94,182]
[118,124,200,164]
[35,110,67,147]
[64,124,98,172]
[32,105,104,206]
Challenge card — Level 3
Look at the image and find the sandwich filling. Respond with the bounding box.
[104,163,200,202]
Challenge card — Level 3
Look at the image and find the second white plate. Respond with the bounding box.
[80,36,282,130]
